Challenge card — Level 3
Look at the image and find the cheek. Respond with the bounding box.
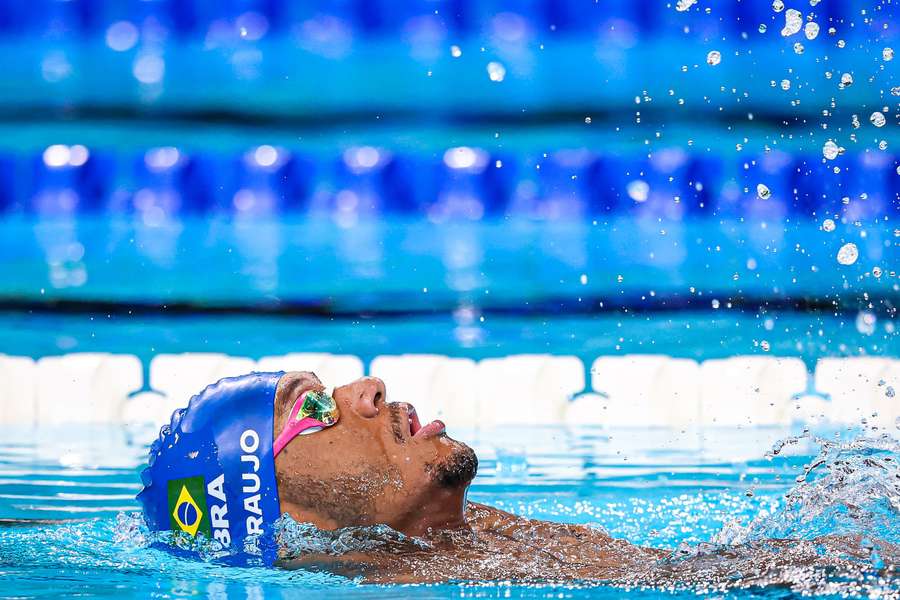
[325,426,398,479]
[394,442,448,480]
[278,428,355,472]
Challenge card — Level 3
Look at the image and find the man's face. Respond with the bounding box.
[273,372,478,535]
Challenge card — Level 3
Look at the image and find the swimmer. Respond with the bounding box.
[138,371,897,590]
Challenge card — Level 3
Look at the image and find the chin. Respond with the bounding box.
[431,440,478,489]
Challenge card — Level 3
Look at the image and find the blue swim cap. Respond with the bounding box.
[137,372,284,566]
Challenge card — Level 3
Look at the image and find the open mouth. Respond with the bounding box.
[405,404,446,439]
[407,405,422,436]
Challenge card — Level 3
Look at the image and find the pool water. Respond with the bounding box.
[1,423,897,597]
[0,0,897,595]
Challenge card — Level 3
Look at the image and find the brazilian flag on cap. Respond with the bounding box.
[168,476,211,538]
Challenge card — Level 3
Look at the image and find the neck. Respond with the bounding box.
[396,486,470,537]
[278,485,471,536]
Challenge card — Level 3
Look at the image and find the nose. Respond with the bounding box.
[334,376,385,418]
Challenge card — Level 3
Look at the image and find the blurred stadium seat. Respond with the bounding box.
[0,146,893,220]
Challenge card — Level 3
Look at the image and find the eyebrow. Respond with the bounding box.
[277,376,321,426]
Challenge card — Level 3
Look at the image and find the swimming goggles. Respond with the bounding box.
[273,390,340,456]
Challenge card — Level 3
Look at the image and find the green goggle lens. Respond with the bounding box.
[298,390,339,426]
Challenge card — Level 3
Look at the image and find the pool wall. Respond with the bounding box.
[1,351,897,431]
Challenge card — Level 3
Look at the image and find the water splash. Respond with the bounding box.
[275,514,430,560]
[636,433,900,595]
[837,242,859,265]
[780,9,803,37]
[714,433,900,546]
[111,510,257,563]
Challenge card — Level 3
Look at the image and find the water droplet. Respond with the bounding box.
[804,22,819,40]
[884,47,895,61]
[706,50,721,66]
[836,242,859,265]
[851,114,860,129]
[761,340,771,352]
[759,24,768,33]
[486,61,506,82]
[839,72,853,88]
[675,0,698,11]
[793,42,804,54]
[872,266,883,278]
[870,111,886,127]
[773,0,785,12]
[879,140,888,151]
[584,116,592,124]
[711,299,720,309]
[856,311,876,335]
[450,45,462,58]
[626,180,650,202]
[891,87,900,97]
[781,9,803,37]
[887,386,896,398]
[756,183,771,199]
[780,79,791,90]
[822,140,843,160]
[822,218,836,232]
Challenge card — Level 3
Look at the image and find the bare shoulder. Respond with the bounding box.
[465,501,521,530]
[467,501,607,537]
[465,501,653,553]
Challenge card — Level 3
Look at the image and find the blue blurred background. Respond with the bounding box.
[1,8,898,598]
[0,0,896,360]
